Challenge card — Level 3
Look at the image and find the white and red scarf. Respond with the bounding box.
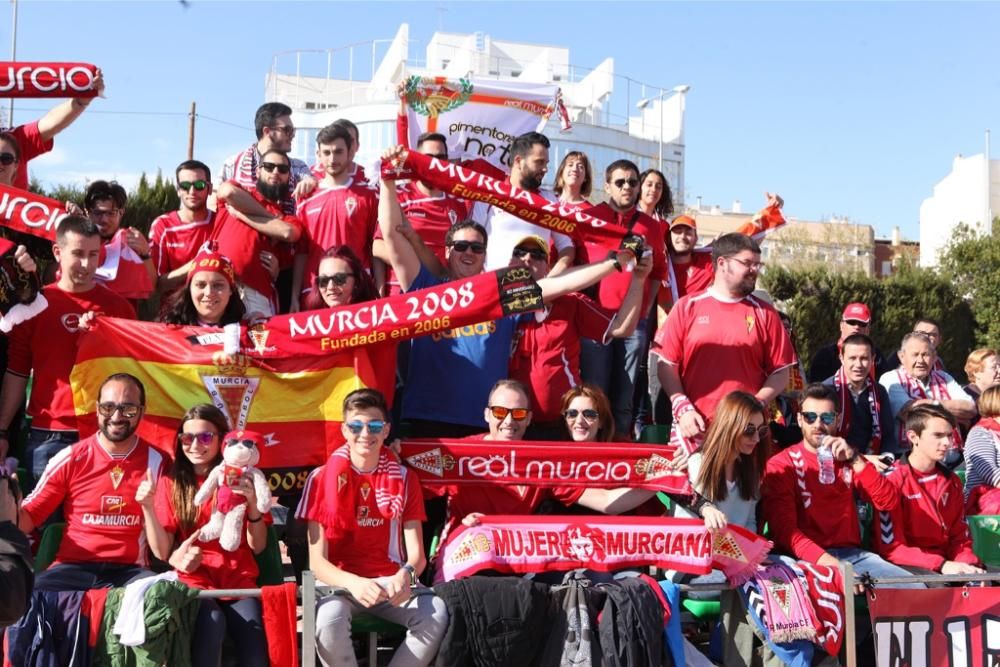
[310,445,404,535]
[833,368,882,454]
[0,61,99,98]
[440,515,771,584]
[399,439,692,495]
[95,229,154,299]
[895,368,963,448]
[0,183,68,242]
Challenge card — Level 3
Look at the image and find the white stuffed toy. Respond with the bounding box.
[194,430,272,552]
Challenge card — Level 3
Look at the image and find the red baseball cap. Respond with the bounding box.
[842,302,871,324]
[669,215,697,231]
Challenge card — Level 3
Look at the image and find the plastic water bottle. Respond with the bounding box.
[817,435,836,485]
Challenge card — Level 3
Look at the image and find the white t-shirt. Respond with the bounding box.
[676,452,758,533]
[471,189,574,271]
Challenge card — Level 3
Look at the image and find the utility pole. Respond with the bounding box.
[8,0,19,127]
[187,101,196,159]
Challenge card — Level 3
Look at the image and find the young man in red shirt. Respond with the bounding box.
[299,388,447,667]
[84,180,157,300]
[211,149,303,316]
[877,404,985,576]
[0,216,135,480]
[18,373,165,590]
[293,123,379,309]
[760,383,921,587]
[653,232,795,463]
[148,159,216,308]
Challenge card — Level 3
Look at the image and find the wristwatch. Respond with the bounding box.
[401,563,417,585]
[606,251,623,272]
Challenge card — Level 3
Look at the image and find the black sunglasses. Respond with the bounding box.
[261,162,291,174]
[178,179,208,192]
[512,247,547,261]
[742,424,770,439]
[224,438,258,449]
[97,402,142,419]
[842,319,869,327]
[613,177,639,188]
[448,241,486,254]
[564,408,599,421]
[318,272,354,288]
[800,411,837,425]
[0,152,16,166]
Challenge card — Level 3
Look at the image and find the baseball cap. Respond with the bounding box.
[512,235,550,259]
[669,215,697,231]
[842,302,871,324]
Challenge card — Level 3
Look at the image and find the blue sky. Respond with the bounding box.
[3,1,998,240]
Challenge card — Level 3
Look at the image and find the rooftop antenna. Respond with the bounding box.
[436,2,447,31]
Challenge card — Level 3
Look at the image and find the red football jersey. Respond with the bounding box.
[23,436,165,566]
[297,463,425,578]
[651,289,796,421]
[6,284,135,430]
[7,121,52,191]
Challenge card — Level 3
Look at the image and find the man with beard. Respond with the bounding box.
[291,123,379,309]
[220,102,316,209]
[17,373,165,590]
[211,149,303,316]
[148,160,216,308]
[84,180,157,300]
[822,333,897,459]
[578,160,668,435]
[472,132,575,274]
[0,217,135,480]
[653,233,795,461]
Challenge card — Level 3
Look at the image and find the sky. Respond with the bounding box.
[2,1,999,241]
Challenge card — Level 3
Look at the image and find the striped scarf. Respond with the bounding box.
[314,445,404,534]
[895,368,963,448]
[833,368,882,454]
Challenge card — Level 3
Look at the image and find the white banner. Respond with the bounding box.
[403,75,569,173]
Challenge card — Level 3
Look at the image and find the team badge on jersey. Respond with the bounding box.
[359,482,371,501]
[345,197,357,218]
[745,315,755,333]
[109,465,125,490]
[448,209,458,225]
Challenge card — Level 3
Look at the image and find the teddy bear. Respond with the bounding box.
[193,430,272,552]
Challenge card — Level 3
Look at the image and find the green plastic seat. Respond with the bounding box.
[254,524,284,586]
[955,468,967,485]
[351,611,406,664]
[682,598,720,620]
[34,521,66,572]
[968,515,1000,567]
[638,424,670,444]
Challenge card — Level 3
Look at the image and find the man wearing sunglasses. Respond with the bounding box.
[211,149,304,316]
[0,217,135,480]
[148,160,216,308]
[16,373,165,591]
[471,132,576,275]
[292,123,379,311]
[507,235,653,435]
[807,302,892,383]
[578,159,668,435]
[761,383,921,587]
[220,102,317,211]
[373,131,472,297]
[379,154,642,438]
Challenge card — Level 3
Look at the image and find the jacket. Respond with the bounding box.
[5,589,89,667]
[0,520,33,627]
[434,576,553,667]
[876,460,979,571]
[596,576,665,667]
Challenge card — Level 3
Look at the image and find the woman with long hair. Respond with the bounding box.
[301,245,378,311]
[553,151,593,210]
[137,404,269,667]
[160,244,246,326]
[682,391,770,532]
[637,168,674,222]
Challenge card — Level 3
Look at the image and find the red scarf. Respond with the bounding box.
[0,62,99,98]
[240,267,542,359]
[311,445,404,535]
[387,150,632,250]
[400,439,692,495]
[439,515,771,585]
[895,368,963,448]
[833,368,883,454]
[797,561,846,656]
[0,183,67,241]
[95,229,154,299]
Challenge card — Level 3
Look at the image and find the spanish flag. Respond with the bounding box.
[70,317,390,496]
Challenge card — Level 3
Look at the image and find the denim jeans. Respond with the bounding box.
[25,428,78,484]
[825,547,925,588]
[580,318,649,435]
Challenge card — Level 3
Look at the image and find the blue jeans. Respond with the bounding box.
[34,561,152,591]
[25,428,78,484]
[824,548,925,589]
[580,319,648,435]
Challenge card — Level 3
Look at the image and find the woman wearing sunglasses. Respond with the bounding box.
[138,404,269,667]
[560,384,617,443]
[302,245,378,310]
[160,242,246,327]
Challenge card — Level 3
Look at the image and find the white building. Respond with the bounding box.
[919,153,1000,267]
[265,23,689,208]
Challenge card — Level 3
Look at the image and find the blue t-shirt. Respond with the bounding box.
[402,266,520,427]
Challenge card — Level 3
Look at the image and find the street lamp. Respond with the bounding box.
[636,84,690,174]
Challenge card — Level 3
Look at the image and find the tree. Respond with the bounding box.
[937,219,1000,352]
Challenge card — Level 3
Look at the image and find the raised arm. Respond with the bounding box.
[37,69,105,141]
[377,163,423,291]
[536,248,635,303]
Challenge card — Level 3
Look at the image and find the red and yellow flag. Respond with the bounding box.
[70,317,391,496]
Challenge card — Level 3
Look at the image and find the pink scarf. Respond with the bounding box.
[750,562,819,643]
[833,368,882,454]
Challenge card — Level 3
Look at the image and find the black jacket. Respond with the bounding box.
[0,520,33,627]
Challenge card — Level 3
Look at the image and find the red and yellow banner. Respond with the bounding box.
[70,317,391,496]
[869,586,1000,667]
[0,62,99,98]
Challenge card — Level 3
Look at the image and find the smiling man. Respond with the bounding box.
[0,217,135,479]
[823,333,896,456]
